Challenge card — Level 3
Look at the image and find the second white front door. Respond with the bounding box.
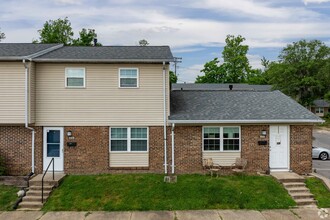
[269,125,289,170]
[43,127,64,171]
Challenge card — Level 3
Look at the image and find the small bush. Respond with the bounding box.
[0,155,6,176]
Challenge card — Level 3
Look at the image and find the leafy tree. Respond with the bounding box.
[325,91,330,102]
[139,39,149,46]
[246,69,268,85]
[196,35,252,83]
[0,29,5,42]
[266,40,330,105]
[72,28,102,46]
[222,35,251,83]
[170,71,178,84]
[37,17,74,45]
[196,58,226,83]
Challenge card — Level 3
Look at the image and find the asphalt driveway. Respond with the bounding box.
[313,129,330,179]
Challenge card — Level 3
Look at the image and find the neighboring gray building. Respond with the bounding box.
[309,99,330,117]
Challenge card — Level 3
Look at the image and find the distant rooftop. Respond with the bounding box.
[313,99,330,108]
[172,83,272,91]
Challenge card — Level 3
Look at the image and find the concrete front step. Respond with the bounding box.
[295,198,318,206]
[288,187,310,193]
[29,180,59,187]
[29,185,54,191]
[277,178,305,183]
[283,182,306,188]
[26,189,52,197]
[290,192,314,200]
[22,195,48,203]
[18,201,43,209]
[16,207,41,211]
[17,173,66,211]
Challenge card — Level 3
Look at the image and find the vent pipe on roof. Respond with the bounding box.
[93,38,97,46]
[229,85,233,90]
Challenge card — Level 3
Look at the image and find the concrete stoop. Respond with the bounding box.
[16,173,66,211]
[271,172,317,208]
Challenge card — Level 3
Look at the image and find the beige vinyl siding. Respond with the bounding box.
[36,63,169,126]
[203,152,241,166]
[29,62,36,123]
[0,62,25,124]
[110,152,149,167]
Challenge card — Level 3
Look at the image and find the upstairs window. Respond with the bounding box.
[65,68,85,88]
[119,68,138,88]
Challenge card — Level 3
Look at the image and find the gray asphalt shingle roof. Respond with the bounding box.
[172,83,272,91]
[34,46,174,62]
[313,99,330,108]
[0,43,61,58]
[0,44,174,62]
[169,90,322,123]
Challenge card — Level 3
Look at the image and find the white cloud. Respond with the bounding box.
[187,0,321,21]
[53,0,82,5]
[172,47,205,53]
[177,64,204,83]
[303,0,330,5]
[247,54,263,69]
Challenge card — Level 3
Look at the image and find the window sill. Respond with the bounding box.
[110,151,149,153]
[202,150,241,153]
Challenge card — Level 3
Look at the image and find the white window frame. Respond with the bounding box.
[315,107,324,114]
[110,127,148,152]
[202,126,241,152]
[65,67,86,88]
[118,68,139,88]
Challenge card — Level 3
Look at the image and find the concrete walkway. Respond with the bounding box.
[0,208,329,220]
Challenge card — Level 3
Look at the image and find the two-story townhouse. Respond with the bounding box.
[0,43,173,175]
[0,43,324,176]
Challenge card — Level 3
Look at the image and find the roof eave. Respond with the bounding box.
[168,119,325,124]
[0,56,23,61]
[33,58,174,63]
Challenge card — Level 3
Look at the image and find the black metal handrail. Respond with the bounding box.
[42,158,54,203]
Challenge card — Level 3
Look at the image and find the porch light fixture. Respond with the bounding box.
[66,131,72,137]
[261,130,267,136]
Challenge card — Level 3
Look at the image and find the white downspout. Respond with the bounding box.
[163,61,168,174]
[23,59,35,174]
[171,123,175,174]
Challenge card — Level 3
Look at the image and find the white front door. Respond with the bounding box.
[43,127,64,171]
[269,125,289,170]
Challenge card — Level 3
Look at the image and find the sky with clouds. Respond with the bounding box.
[1,0,330,82]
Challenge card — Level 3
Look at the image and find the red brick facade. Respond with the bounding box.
[63,127,109,174]
[241,125,270,173]
[1,125,313,175]
[290,125,313,174]
[0,126,32,175]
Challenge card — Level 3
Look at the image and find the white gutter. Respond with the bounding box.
[23,59,35,174]
[163,62,168,174]
[168,119,325,124]
[171,123,175,174]
[33,58,174,63]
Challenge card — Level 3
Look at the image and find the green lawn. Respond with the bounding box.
[43,174,295,211]
[0,185,18,211]
[305,177,330,208]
